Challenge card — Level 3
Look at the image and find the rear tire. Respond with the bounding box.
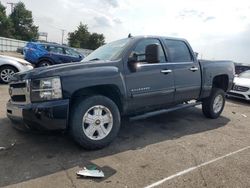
[202,88,225,119]
[70,95,121,150]
[0,66,18,84]
[38,60,52,67]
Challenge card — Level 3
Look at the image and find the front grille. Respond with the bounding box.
[11,95,26,102]
[228,92,246,99]
[9,80,30,104]
[9,82,26,88]
[232,85,249,92]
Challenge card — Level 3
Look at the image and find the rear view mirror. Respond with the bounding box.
[145,44,160,63]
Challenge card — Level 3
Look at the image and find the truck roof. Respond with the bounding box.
[129,35,188,42]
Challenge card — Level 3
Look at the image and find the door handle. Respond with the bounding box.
[189,67,199,72]
[161,69,172,74]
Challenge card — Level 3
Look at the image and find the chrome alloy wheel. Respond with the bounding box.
[213,95,223,113]
[0,68,15,83]
[82,105,113,140]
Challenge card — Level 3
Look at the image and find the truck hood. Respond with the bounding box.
[234,77,250,87]
[12,61,115,81]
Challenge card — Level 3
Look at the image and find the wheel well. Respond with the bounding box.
[38,58,53,64]
[71,85,123,113]
[0,64,18,72]
[212,75,229,92]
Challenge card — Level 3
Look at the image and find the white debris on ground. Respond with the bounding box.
[77,166,104,178]
[241,114,247,118]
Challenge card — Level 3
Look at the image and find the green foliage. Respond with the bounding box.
[9,2,38,41]
[0,2,13,37]
[87,33,105,50]
[68,23,90,48]
[68,22,105,50]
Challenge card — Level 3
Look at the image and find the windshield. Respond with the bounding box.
[82,38,131,62]
[239,70,250,79]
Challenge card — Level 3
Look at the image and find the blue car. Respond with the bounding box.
[24,42,84,67]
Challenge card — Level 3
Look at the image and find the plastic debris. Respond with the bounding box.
[76,166,104,178]
[241,114,247,118]
[0,147,6,151]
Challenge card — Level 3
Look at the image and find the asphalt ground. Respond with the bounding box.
[0,84,250,188]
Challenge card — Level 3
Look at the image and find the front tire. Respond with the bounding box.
[0,66,18,84]
[202,88,225,119]
[70,95,121,150]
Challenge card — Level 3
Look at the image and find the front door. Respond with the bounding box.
[125,38,175,112]
[164,39,201,103]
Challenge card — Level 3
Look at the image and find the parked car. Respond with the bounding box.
[227,70,250,101]
[16,47,24,55]
[7,36,234,149]
[0,55,33,84]
[23,42,84,67]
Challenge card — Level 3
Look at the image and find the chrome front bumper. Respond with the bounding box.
[6,101,24,121]
[6,99,69,131]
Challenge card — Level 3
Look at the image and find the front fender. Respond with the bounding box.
[61,66,127,99]
[0,58,29,72]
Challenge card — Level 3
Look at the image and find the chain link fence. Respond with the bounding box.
[0,37,93,56]
[0,37,27,52]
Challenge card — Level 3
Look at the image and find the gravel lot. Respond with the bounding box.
[0,84,250,188]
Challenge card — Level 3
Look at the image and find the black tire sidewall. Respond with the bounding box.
[203,88,225,118]
[70,95,121,149]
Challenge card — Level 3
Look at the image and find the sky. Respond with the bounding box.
[1,0,250,64]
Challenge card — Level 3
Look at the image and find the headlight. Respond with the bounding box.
[18,60,32,66]
[30,77,62,102]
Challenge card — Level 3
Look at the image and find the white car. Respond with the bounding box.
[228,70,250,101]
[0,55,33,84]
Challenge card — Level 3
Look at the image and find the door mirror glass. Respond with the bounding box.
[145,44,160,64]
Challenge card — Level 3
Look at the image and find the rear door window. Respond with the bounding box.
[48,46,64,54]
[64,48,80,57]
[164,40,192,62]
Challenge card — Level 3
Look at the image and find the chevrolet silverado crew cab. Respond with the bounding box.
[6,36,234,150]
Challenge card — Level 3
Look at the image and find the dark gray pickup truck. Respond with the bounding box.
[6,36,234,149]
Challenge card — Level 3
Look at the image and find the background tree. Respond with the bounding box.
[68,22,105,50]
[0,2,13,37]
[87,33,105,50]
[68,23,90,48]
[9,2,38,41]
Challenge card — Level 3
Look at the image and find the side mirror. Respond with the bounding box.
[145,44,160,64]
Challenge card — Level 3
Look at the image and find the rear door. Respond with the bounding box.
[163,39,201,103]
[125,38,175,111]
[47,46,67,64]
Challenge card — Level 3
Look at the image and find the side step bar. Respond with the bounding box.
[130,101,202,121]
